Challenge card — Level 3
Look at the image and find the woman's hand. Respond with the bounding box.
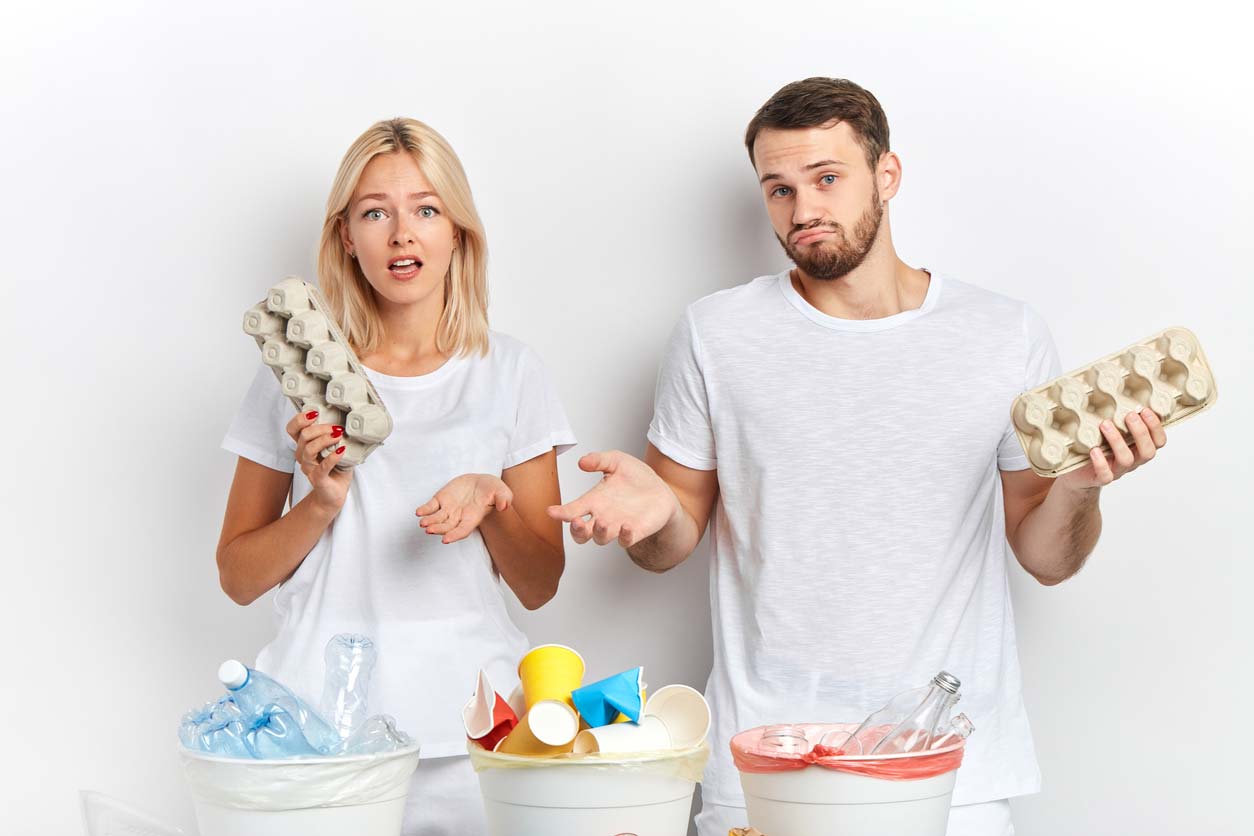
[286,410,352,514]
[416,474,513,544]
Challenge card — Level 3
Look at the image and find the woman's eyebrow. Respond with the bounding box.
[353,191,438,206]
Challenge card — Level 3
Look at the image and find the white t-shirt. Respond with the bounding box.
[647,270,1060,806]
[222,332,576,758]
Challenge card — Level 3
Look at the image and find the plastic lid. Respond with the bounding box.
[218,660,249,690]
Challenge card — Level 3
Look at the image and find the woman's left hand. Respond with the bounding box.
[416,474,514,544]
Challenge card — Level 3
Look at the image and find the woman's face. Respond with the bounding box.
[340,152,458,310]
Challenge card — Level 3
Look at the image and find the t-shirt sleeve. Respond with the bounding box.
[647,307,716,471]
[503,347,578,470]
[221,364,298,473]
[998,304,1063,471]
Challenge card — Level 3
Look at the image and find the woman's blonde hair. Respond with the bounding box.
[317,118,489,356]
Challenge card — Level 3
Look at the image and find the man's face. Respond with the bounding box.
[754,122,884,281]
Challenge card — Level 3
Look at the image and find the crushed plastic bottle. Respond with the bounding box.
[320,633,377,740]
[341,714,412,755]
[179,696,250,758]
[243,702,324,759]
[218,660,340,753]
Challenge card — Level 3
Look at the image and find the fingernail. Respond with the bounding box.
[1127,412,1142,424]
[331,426,344,438]
[305,411,319,420]
[1102,420,1114,431]
[336,446,346,454]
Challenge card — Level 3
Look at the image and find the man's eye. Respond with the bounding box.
[820,174,837,185]
[772,187,792,197]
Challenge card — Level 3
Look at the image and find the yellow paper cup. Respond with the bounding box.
[517,644,585,709]
[496,700,580,757]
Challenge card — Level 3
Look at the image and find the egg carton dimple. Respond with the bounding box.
[1011,327,1217,477]
[242,277,393,468]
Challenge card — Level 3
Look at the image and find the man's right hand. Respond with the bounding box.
[546,450,683,547]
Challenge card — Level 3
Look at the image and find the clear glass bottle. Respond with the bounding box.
[841,671,962,755]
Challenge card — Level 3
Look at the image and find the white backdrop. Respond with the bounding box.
[3,1,1251,834]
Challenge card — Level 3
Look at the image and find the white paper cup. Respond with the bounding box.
[572,715,671,755]
[642,685,711,749]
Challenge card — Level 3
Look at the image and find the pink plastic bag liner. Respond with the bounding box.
[731,723,964,781]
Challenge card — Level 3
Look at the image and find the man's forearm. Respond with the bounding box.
[1011,482,1103,585]
[627,502,700,573]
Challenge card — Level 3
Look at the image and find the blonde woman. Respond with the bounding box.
[216,118,574,834]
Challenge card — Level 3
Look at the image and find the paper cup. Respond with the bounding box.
[642,685,711,749]
[613,685,647,724]
[571,667,646,727]
[517,644,585,710]
[506,684,527,719]
[463,670,518,752]
[573,715,671,755]
[496,700,579,757]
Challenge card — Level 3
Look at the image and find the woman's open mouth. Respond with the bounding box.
[388,256,423,281]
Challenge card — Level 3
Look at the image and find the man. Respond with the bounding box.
[549,78,1166,836]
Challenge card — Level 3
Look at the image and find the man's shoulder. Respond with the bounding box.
[685,272,784,325]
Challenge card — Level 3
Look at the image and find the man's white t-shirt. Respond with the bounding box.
[223,332,576,758]
[647,270,1061,806]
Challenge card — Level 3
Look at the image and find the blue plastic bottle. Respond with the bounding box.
[218,660,339,754]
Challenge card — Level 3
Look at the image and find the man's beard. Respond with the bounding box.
[777,189,883,281]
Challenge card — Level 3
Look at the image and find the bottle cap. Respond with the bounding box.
[218,660,249,690]
[933,671,961,694]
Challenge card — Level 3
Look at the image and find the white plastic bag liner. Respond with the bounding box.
[180,743,419,836]
[80,790,187,836]
[740,762,958,836]
[469,743,709,836]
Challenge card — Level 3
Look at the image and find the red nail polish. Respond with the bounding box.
[336,446,346,454]
[305,411,319,420]
[331,426,344,438]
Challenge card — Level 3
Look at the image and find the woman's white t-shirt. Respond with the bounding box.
[222,332,576,758]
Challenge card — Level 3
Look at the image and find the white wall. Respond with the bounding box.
[3,1,1250,833]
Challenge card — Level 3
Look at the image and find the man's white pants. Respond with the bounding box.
[694,797,1015,836]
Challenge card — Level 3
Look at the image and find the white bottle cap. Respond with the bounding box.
[218,660,249,690]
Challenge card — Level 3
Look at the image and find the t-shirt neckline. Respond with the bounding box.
[776,267,943,332]
[360,352,467,390]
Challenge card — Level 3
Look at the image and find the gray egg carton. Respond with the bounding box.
[242,277,393,468]
[1011,327,1217,477]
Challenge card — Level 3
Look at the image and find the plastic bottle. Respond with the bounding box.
[243,703,324,759]
[179,696,250,757]
[341,714,412,755]
[320,634,378,740]
[218,660,339,753]
[840,671,962,755]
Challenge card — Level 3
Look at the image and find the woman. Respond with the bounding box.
[217,118,575,834]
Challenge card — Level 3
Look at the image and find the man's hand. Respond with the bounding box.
[1056,406,1167,492]
[546,450,683,547]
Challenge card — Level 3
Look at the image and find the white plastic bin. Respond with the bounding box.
[179,742,420,836]
[471,744,709,836]
[739,757,958,836]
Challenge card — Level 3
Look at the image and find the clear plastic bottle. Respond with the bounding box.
[179,695,249,757]
[218,660,339,754]
[341,714,412,755]
[243,703,322,759]
[841,671,962,755]
[320,634,378,740]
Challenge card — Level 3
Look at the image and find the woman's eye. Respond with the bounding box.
[418,206,438,218]
[820,174,837,185]
[363,209,385,221]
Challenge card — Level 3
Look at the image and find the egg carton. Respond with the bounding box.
[1011,327,1217,477]
[242,277,393,468]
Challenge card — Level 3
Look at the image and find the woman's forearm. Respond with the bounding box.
[217,495,339,605]
[479,505,564,610]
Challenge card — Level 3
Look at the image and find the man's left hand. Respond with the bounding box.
[1056,406,1167,490]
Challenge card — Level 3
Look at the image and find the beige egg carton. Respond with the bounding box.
[242,277,392,468]
[1011,327,1217,477]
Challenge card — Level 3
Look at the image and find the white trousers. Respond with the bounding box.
[401,755,488,836]
[694,797,1015,836]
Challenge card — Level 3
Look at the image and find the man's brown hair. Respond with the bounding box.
[745,77,890,172]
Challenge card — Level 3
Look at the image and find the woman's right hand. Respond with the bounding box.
[286,410,353,514]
